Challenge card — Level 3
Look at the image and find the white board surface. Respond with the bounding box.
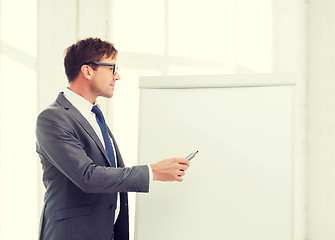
[135,74,294,240]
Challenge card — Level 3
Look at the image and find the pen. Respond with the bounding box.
[185,151,199,161]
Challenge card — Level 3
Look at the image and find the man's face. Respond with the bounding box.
[90,56,120,99]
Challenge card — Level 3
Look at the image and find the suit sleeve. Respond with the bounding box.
[36,108,150,193]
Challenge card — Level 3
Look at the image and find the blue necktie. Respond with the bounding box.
[91,105,116,167]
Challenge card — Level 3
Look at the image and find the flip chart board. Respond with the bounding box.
[135,74,295,240]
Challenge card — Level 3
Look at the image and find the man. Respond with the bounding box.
[36,37,190,240]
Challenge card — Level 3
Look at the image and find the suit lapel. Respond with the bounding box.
[56,93,111,166]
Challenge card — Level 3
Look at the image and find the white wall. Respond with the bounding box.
[307,1,335,240]
[273,1,307,239]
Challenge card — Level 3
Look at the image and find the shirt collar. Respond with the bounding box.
[63,88,99,118]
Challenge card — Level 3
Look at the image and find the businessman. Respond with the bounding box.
[36,37,190,240]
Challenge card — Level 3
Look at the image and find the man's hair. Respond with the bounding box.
[64,37,118,82]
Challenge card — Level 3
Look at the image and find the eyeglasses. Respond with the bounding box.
[82,61,118,75]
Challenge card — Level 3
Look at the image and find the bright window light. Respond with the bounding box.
[0,0,38,239]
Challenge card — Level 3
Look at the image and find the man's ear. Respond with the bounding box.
[81,65,93,80]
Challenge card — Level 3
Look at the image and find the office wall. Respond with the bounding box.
[307,1,335,240]
[273,1,307,239]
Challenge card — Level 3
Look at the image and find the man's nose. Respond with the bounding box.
[114,72,121,80]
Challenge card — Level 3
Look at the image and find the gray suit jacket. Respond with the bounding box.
[36,92,149,240]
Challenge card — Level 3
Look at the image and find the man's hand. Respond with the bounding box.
[150,158,190,182]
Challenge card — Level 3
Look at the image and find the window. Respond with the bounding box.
[0,0,39,239]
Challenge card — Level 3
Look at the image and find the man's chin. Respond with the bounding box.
[103,92,114,98]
